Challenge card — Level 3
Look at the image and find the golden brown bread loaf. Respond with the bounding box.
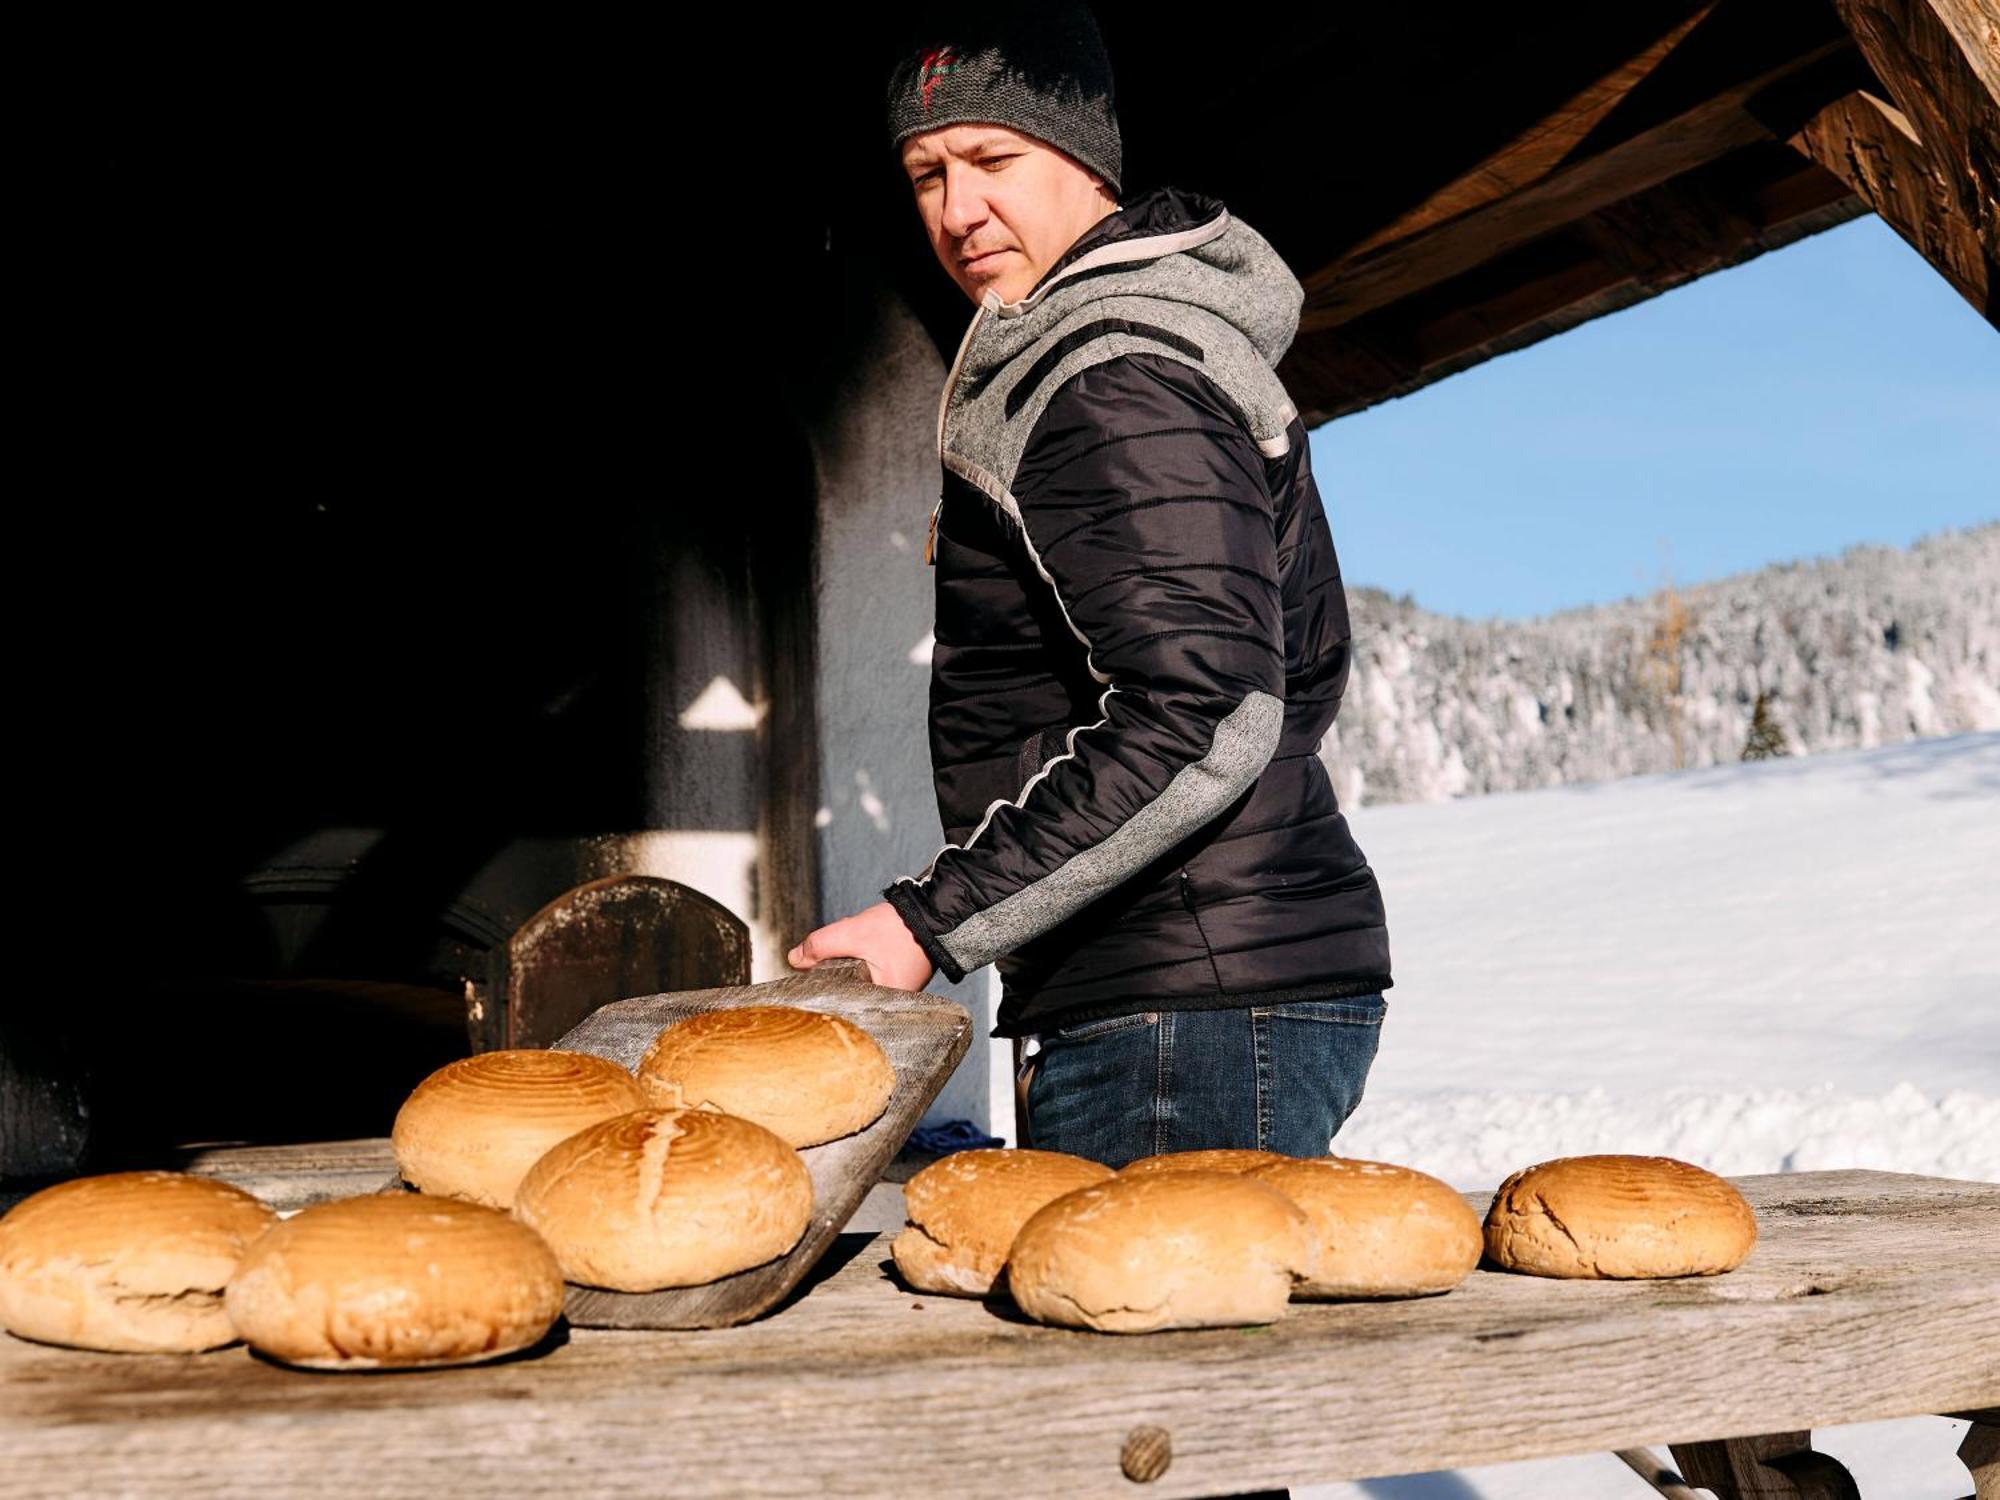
[634,1004,895,1147]
[1116,1148,1292,1177]
[891,1148,1113,1297]
[1482,1154,1759,1278]
[223,1193,564,1369]
[0,1171,277,1353]
[512,1107,814,1291]
[1249,1157,1483,1298]
[1006,1170,1314,1333]
[392,1048,650,1208]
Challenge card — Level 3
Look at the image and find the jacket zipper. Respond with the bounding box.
[1179,868,1226,989]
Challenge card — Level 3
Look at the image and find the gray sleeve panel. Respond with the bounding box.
[933,688,1283,974]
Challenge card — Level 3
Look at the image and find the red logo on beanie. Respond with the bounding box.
[917,45,960,112]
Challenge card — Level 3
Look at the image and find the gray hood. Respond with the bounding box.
[937,185,1305,511]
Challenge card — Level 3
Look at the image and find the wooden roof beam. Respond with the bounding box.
[1814,0,2000,324]
[1298,7,1861,333]
[1769,87,1994,322]
[1285,148,1865,424]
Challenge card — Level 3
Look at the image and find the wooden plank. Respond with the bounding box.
[3,1170,1995,1498]
[550,956,971,1329]
[172,1138,399,1211]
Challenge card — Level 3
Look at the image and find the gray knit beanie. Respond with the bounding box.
[884,3,1122,198]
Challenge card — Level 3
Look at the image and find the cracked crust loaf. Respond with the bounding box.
[511,1107,813,1291]
[1248,1157,1483,1298]
[0,1171,277,1353]
[891,1148,1113,1297]
[1482,1154,1758,1278]
[392,1049,650,1208]
[1006,1170,1314,1333]
[634,1005,895,1148]
[223,1193,563,1369]
[1116,1148,1293,1177]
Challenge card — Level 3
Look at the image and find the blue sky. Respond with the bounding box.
[1310,213,1998,622]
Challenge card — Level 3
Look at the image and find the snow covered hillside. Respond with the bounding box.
[1301,729,1999,1500]
[1335,729,1999,1185]
[1322,523,1999,807]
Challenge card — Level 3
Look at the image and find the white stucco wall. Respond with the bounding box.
[803,264,1010,1135]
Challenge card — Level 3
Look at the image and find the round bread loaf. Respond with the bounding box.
[891,1148,1113,1297]
[513,1108,814,1291]
[1483,1154,1758,1279]
[634,1005,894,1147]
[225,1194,564,1370]
[1249,1157,1482,1298]
[1007,1170,1313,1333]
[392,1049,650,1208]
[1117,1148,1293,1177]
[0,1171,277,1353]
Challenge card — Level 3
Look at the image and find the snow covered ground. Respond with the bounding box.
[1299,730,2000,1500]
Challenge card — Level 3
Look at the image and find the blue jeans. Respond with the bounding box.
[1019,995,1386,1169]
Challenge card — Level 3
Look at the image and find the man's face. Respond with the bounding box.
[899,123,1117,306]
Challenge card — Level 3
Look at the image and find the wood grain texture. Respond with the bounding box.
[170,1138,400,1211]
[1828,0,2000,272]
[3,1170,1994,1498]
[1774,86,1995,322]
[550,956,971,1329]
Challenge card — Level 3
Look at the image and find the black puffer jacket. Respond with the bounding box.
[882,185,1391,1039]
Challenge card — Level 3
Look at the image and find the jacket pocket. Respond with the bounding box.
[1261,864,1379,902]
[1015,724,1067,789]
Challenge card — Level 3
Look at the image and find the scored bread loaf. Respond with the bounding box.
[512,1107,814,1291]
[1249,1157,1482,1298]
[224,1193,565,1370]
[0,1171,277,1353]
[1483,1153,1758,1278]
[1006,1170,1313,1333]
[635,1005,894,1147]
[891,1148,1113,1297]
[392,1049,650,1208]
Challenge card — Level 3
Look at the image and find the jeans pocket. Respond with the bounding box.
[1264,993,1386,1026]
[1046,1009,1155,1044]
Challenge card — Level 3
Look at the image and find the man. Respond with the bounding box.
[788,5,1392,1170]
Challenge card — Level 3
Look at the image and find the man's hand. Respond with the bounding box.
[787,901,937,993]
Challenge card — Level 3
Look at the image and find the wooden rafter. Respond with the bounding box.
[1297,6,1860,333]
[1282,143,1865,423]
[1336,4,1721,259]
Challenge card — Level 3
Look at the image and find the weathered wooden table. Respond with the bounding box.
[4,1166,1995,1499]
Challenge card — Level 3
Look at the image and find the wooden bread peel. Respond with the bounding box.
[546,955,970,1329]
